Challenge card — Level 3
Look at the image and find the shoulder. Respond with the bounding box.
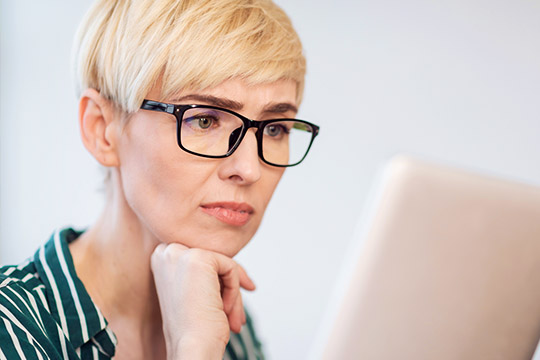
[0,228,117,359]
[0,259,45,309]
[0,263,64,358]
[0,259,47,317]
[0,257,41,288]
[0,268,43,332]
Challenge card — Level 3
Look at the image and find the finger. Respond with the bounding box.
[237,264,256,291]
[240,293,246,325]
[228,288,245,333]
[211,257,240,314]
[221,281,239,315]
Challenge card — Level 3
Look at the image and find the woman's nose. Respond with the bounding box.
[218,129,261,184]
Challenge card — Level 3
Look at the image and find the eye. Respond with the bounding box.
[265,124,285,137]
[197,117,213,129]
[184,114,219,131]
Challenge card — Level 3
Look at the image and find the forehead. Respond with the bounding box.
[151,78,298,113]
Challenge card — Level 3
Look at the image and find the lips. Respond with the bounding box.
[200,202,254,226]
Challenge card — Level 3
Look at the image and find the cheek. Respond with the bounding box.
[119,119,178,193]
[116,119,198,231]
[112,116,286,254]
[256,167,285,210]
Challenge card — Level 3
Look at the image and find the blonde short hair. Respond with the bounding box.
[73,0,306,112]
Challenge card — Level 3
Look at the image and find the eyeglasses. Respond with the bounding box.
[140,99,320,167]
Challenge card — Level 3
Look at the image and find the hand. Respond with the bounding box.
[150,243,256,359]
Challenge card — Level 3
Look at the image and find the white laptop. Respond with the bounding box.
[315,156,540,360]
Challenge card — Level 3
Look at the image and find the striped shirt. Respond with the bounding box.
[0,228,265,359]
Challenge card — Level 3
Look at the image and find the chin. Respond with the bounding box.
[167,231,252,258]
[155,216,259,257]
[206,236,251,258]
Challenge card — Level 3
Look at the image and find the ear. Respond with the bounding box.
[78,88,120,167]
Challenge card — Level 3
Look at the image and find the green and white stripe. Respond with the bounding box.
[0,228,265,359]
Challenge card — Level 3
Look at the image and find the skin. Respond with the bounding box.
[69,78,298,359]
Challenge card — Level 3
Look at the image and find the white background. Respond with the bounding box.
[1,0,539,359]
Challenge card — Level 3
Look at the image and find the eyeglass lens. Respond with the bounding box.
[180,107,314,166]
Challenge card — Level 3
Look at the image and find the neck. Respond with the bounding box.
[69,176,165,357]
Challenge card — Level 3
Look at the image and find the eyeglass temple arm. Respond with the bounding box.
[141,100,176,114]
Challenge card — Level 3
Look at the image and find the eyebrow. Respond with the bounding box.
[172,94,298,116]
[172,94,243,111]
[262,102,298,115]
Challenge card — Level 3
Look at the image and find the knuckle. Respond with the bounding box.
[152,243,190,265]
[182,248,206,263]
[180,249,211,270]
[162,244,177,258]
[150,244,166,262]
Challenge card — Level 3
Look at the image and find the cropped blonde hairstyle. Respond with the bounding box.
[73,0,306,113]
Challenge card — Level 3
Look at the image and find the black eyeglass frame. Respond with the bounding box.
[140,99,320,167]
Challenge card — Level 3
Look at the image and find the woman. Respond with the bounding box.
[0,0,318,359]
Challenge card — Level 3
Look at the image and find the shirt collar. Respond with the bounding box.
[33,228,117,356]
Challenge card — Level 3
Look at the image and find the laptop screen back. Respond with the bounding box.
[319,157,540,360]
